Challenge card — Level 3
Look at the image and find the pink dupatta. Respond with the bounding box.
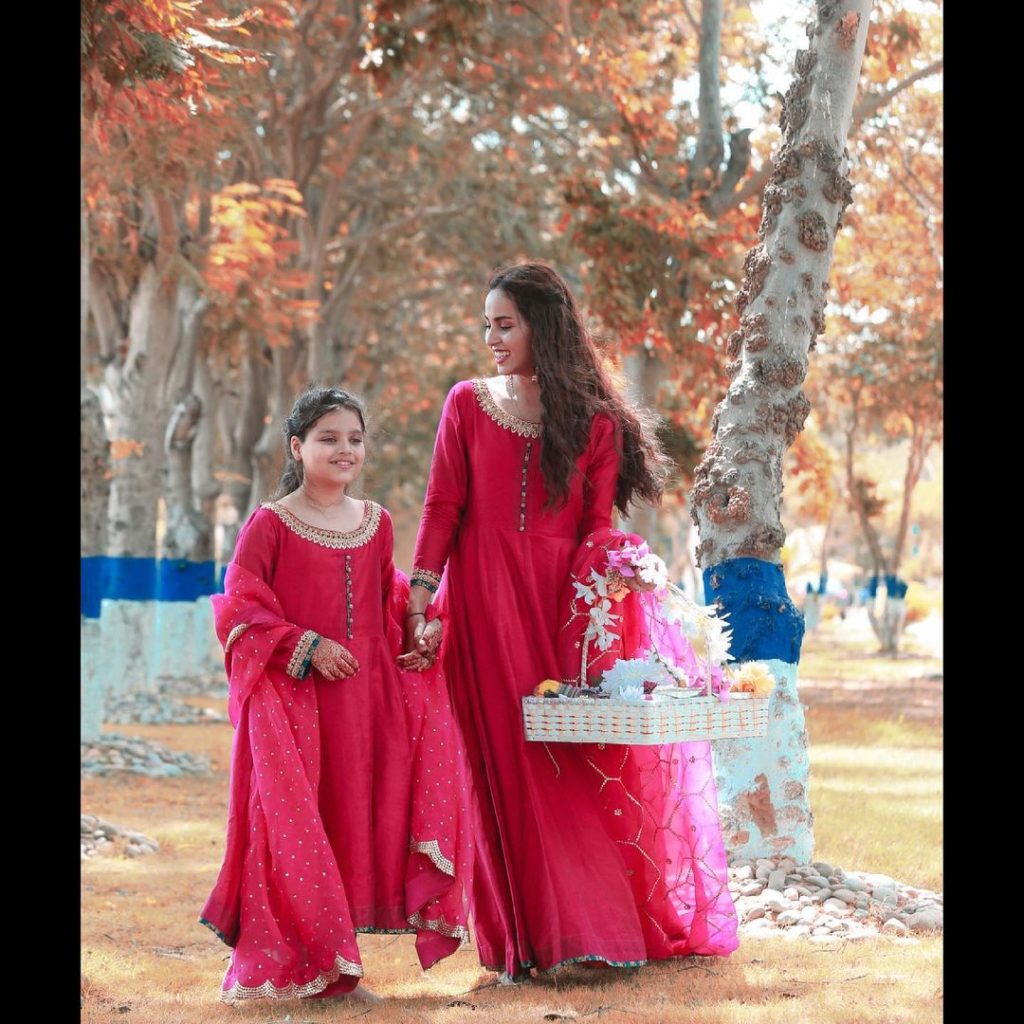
[201,562,473,1001]
[553,528,739,958]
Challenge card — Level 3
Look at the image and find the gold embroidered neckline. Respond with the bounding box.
[263,500,382,549]
[472,378,542,438]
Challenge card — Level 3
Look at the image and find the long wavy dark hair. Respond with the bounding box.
[272,386,367,499]
[488,261,670,513]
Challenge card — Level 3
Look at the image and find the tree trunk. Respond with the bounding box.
[819,507,834,580]
[622,346,665,541]
[691,0,874,863]
[693,0,725,187]
[160,284,213,564]
[693,3,872,569]
[81,386,111,742]
[252,342,297,508]
[220,332,269,558]
[81,176,91,357]
[192,352,222,542]
[191,351,227,675]
[94,188,186,696]
[81,388,111,560]
[892,421,929,575]
[844,413,886,577]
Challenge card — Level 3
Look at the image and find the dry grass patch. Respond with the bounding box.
[83,635,942,1023]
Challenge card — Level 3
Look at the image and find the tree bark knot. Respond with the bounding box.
[797,211,830,252]
[815,0,844,25]
[737,523,787,557]
[752,355,807,389]
[837,11,862,49]
[707,485,752,525]
[736,246,771,314]
[794,49,818,76]
[799,137,840,174]
[822,171,853,207]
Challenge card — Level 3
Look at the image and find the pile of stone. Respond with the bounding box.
[104,691,228,725]
[81,734,211,778]
[81,813,159,860]
[729,856,942,940]
[157,674,227,699]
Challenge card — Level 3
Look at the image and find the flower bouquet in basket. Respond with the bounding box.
[523,531,774,744]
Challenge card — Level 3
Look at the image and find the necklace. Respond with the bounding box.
[505,373,540,421]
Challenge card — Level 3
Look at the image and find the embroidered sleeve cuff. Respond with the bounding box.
[287,630,321,679]
[411,567,442,593]
[224,623,248,654]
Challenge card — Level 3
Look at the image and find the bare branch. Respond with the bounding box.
[853,60,943,123]
[713,60,942,216]
[705,129,752,215]
[679,0,700,33]
[693,0,724,181]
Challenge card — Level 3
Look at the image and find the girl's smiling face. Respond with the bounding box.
[290,408,365,489]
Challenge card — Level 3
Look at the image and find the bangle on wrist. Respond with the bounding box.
[411,567,442,593]
[406,611,426,619]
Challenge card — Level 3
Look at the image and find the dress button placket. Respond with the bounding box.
[519,441,532,532]
[344,554,354,639]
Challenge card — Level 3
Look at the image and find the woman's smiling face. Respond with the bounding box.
[484,288,535,378]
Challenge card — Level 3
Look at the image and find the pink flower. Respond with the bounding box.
[607,542,651,577]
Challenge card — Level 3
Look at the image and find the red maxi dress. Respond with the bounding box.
[411,379,738,975]
[201,500,473,1002]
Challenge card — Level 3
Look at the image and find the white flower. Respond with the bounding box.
[634,553,669,589]
[584,599,620,653]
[600,653,671,697]
[660,591,689,626]
[573,580,597,605]
[600,657,649,694]
[590,569,612,598]
[703,618,733,664]
[588,600,617,628]
[617,685,646,703]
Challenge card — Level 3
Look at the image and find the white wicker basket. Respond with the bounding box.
[521,691,769,744]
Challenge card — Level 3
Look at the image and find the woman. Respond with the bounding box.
[404,262,737,979]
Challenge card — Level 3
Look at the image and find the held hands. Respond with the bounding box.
[398,614,442,672]
[310,637,360,680]
[606,566,658,598]
[622,571,658,594]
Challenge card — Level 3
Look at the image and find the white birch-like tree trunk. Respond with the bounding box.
[219,332,269,559]
[691,0,874,862]
[81,387,110,742]
[92,189,184,697]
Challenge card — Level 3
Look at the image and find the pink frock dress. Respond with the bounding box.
[201,500,473,1001]
[411,379,738,975]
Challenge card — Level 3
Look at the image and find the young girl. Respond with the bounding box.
[201,387,473,1003]
[405,262,738,980]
